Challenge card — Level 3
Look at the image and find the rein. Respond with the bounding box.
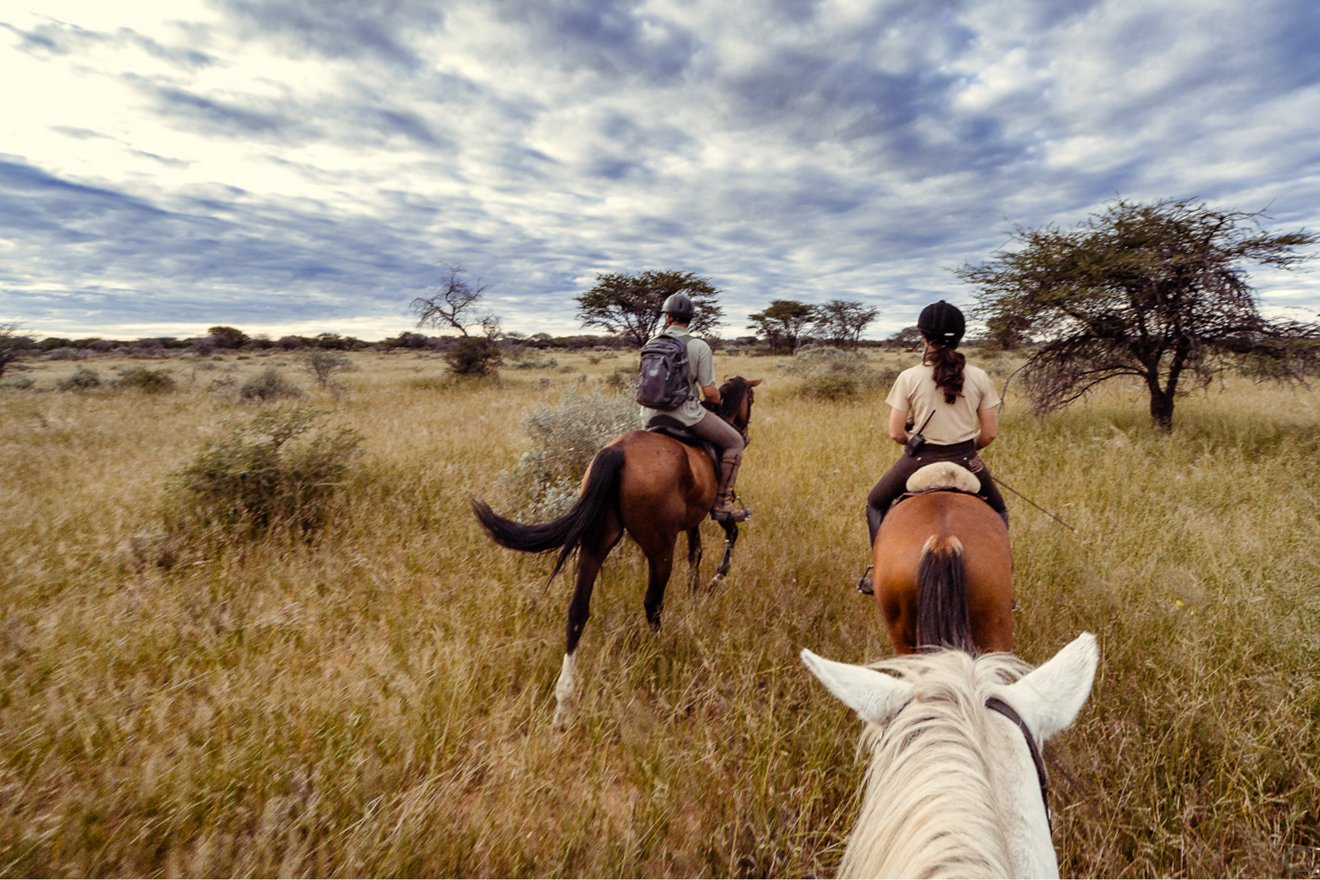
[887,694,1052,832]
[985,696,1052,832]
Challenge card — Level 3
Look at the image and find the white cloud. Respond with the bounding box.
[2,0,1319,339]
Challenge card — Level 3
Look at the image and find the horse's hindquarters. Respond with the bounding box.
[872,492,1013,654]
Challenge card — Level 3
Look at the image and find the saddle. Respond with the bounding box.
[644,414,720,474]
[893,461,984,508]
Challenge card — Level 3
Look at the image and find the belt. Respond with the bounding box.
[920,440,976,455]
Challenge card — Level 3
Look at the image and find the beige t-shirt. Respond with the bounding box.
[885,362,1000,445]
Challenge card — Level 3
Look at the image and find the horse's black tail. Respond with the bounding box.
[915,534,975,653]
[471,444,626,582]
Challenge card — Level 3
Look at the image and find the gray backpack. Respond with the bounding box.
[636,335,692,409]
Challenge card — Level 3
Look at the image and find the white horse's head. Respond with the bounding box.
[801,633,1099,878]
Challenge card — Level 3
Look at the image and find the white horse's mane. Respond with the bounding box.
[840,650,1034,880]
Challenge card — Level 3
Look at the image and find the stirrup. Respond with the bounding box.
[711,493,751,522]
[711,505,751,523]
[856,563,874,596]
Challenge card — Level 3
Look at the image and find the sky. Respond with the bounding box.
[3,0,1320,342]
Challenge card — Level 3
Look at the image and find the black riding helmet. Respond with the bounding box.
[660,292,695,324]
[917,300,965,347]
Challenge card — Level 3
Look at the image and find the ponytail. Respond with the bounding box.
[928,346,965,404]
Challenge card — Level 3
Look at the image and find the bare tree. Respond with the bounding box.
[410,266,503,376]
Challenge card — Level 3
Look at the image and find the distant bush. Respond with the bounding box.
[165,407,362,540]
[58,367,103,391]
[786,347,882,401]
[299,350,356,388]
[602,365,634,393]
[444,336,502,377]
[508,354,559,370]
[0,375,35,391]
[501,388,640,519]
[116,367,177,394]
[240,367,304,401]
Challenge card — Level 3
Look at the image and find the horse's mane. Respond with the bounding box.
[712,376,749,422]
[840,650,1033,879]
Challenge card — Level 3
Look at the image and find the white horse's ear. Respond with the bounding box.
[1001,632,1099,742]
[800,648,913,726]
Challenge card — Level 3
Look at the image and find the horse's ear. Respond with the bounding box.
[747,378,763,387]
[1001,632,1099,742]
[801,649,912,726]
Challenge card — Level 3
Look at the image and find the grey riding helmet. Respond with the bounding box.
[660,292,695,324]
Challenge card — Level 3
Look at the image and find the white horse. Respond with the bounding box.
[801,633,1098,879]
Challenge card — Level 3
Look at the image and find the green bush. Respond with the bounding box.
[58,367,103,391]
[166,407,362,540]
[501,388,640,519]
[787,347,884,401]
[444,336,502,377]
[240,367,304,401]
[116,367,177,394]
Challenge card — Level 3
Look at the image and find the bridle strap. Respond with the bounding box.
[985,696,1051,832]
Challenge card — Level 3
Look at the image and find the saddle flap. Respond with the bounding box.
[906,461,980,494]
[645,416,719,473]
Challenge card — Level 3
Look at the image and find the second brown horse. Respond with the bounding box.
[473,376,761,729]
[871,485,1013,655]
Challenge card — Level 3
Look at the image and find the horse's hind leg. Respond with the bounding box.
[553,516,622,731]
[643,544,676,631]
[685,526,702,593]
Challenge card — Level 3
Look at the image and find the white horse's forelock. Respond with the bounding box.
[839,650,1034,880]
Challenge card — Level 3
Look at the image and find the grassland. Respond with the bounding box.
[1,348,1317,877]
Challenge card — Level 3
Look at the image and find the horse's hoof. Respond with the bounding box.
[708,573,725,591]
[856,576,874,595]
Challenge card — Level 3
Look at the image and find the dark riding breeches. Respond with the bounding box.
[865,440,1008,544]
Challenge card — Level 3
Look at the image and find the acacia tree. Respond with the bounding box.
[411,265,503,376]
[960,198,1319,431]
[576,270,723,345]
[810,299,878,349]
[1,323,33,378]
[748,299,817,352]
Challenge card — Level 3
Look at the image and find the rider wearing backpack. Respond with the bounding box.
[639,293,750,523]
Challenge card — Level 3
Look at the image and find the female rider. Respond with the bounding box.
[858,300,1008,593]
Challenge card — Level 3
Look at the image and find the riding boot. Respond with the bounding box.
[855,504,884,595]
[712,458,750,522]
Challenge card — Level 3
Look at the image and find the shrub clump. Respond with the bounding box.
[502,389,640,519]
[786,347,884,401]
[58,367,103,391]
[240,367,305,401]
[116,367,177,394]
[444,337,502,377]
[165,407,362,540]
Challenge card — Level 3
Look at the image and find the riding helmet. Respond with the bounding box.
[660,292,695,324]
[917,300,965,346]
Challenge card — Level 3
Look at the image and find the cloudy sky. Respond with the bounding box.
[3,0,1320,341]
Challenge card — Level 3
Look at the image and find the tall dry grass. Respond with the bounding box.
[0,349,1316,877]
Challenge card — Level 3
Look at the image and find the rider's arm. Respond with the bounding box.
[975,406,998,449]
[701,383,721,405]
[887,407,909,445]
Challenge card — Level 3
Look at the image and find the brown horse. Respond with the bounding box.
[871,464,1013,655]
[472,376,761,729]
